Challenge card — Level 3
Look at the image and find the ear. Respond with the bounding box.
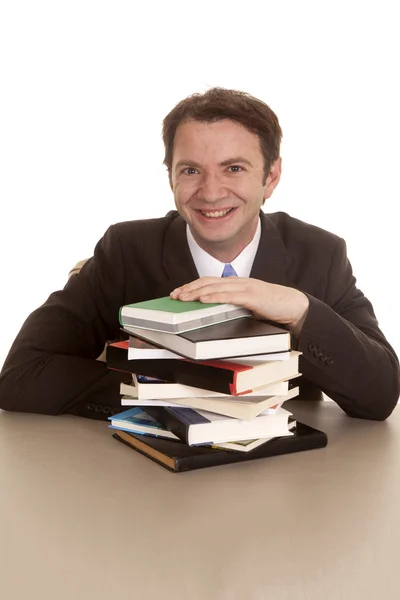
[263,157,282,202]
[168,170,173,192]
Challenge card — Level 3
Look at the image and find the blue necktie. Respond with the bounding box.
[221,263,238,277]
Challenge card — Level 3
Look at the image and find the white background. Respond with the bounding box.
[0,0,399,368]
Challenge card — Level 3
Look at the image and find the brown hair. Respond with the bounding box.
[162,87,282,182]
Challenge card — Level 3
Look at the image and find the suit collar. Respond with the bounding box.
[154,210,293,297]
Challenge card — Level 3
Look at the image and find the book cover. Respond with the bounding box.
[112,422,328,472]
[124,318,291,360]
[128,336,182,360]
[106,341,301,396]
[120,296,250,334]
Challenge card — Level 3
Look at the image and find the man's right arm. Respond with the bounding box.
[0,225,128,420]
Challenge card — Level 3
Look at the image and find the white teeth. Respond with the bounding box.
[201,208,233,218]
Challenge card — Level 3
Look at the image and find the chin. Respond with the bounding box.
[202,234,235,247]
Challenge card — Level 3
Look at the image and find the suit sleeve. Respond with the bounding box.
[0,225,128,420]
[297,237,400,420]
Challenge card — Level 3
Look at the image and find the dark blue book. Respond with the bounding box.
[143,405,294,446]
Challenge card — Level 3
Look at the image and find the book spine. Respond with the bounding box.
[107,346,235,395]
[144,407,197,445]
[112,433,178,472]
[166,406,210,426]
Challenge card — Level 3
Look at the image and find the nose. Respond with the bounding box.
[198,172,227,203]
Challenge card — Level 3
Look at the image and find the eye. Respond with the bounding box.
[182,167,199,175]
[228,165,242,172]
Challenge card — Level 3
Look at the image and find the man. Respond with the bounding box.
[0,88,399,420]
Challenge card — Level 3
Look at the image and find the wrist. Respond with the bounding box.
[287,292,309,337]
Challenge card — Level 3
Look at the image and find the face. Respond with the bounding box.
[170,119,281,262]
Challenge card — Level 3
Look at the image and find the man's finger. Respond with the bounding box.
[175,282,248,300]
[171,278,247,298]
[192,291,253,308]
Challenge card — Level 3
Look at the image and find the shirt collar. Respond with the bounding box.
[186,218,261,278]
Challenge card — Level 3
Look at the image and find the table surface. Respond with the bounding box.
[1,400,399,600]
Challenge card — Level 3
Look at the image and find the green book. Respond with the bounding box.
[119,296,250,334]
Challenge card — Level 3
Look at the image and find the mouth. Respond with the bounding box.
[196,207,237,219]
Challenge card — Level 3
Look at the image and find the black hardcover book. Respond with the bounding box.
[123,317,291,361]
[112,421,328,472]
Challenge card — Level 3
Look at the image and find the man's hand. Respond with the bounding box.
[171,277,309,336]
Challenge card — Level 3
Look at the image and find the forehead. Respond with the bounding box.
[172,119,263,164]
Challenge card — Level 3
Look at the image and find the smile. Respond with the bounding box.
[198,208,236,218]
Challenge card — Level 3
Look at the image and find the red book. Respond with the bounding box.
[106,341,300,396]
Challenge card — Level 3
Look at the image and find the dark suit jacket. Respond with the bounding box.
[0,210,399,421]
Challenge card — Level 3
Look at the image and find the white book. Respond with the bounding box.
[215,419,297,452]
[120,386,300,421]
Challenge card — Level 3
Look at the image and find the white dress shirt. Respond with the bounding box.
[186,219,261,278]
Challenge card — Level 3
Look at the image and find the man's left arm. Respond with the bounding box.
[295,237,400,420]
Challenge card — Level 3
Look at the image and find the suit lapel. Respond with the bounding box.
[250,212,294,286]
[153,214,199,297]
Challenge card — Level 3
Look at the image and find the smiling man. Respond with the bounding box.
[168,117,308,336]
[0,87,399,421]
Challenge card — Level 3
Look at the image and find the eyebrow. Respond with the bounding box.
[175,157,254,170]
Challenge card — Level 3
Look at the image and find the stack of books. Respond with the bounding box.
[107,297,327,471]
